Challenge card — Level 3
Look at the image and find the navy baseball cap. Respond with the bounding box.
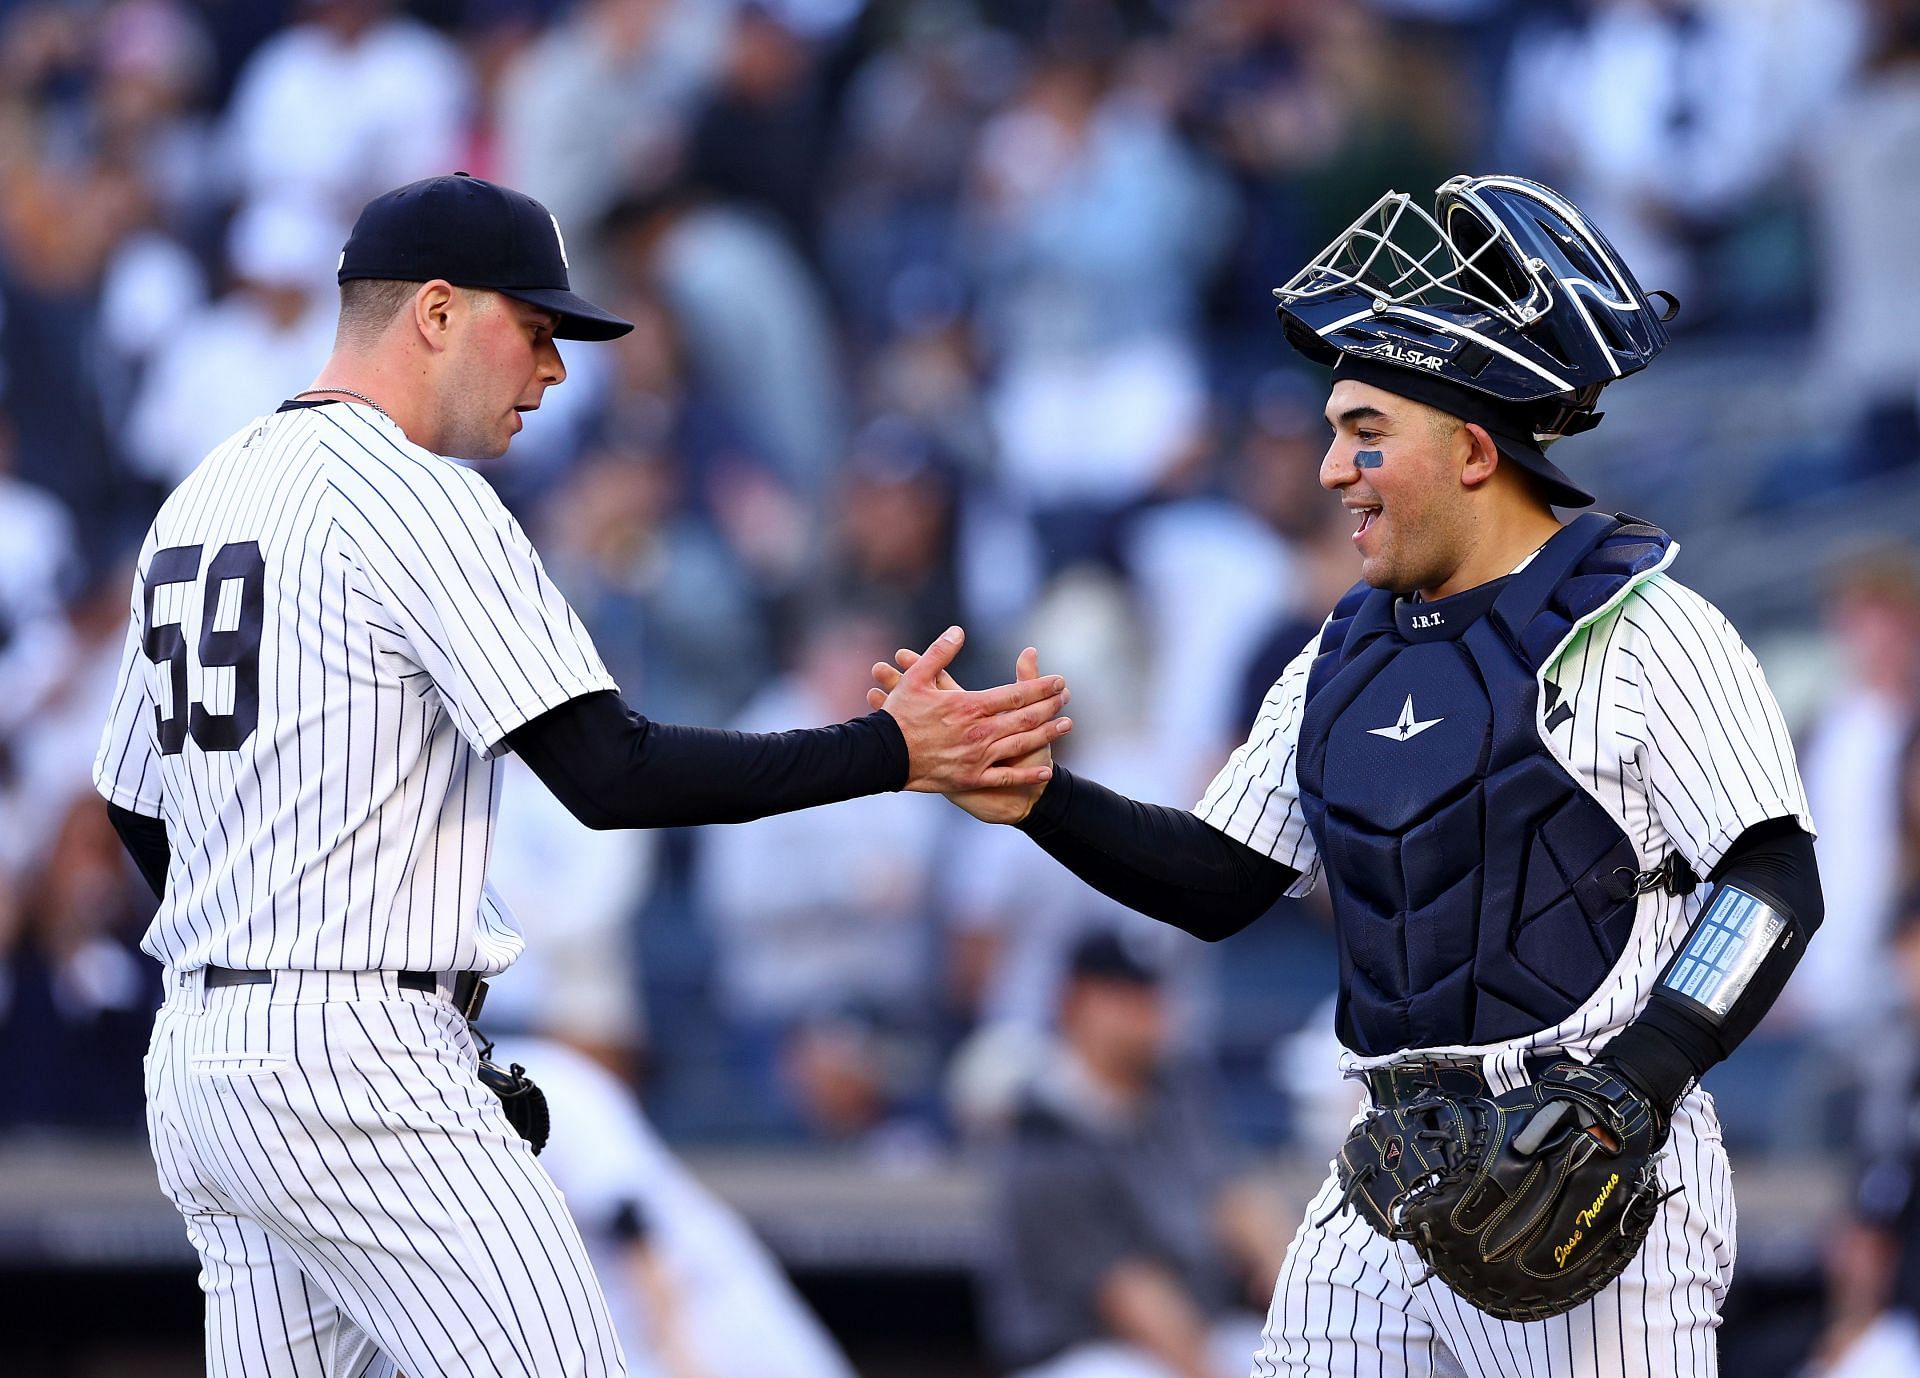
[338,173,632,341]
[1067,930,1162,987]
[1332,353,1596,508]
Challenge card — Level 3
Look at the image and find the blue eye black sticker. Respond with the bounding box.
[1355,450,1384,469]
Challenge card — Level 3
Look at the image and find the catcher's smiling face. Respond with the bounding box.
[1321,378,1496,600]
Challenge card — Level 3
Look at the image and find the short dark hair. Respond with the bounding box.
[336,278,422,346]
[1066,929,1161,988]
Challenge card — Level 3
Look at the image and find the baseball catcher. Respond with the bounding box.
[883,172,1822,1375]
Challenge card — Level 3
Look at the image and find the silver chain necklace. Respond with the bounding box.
[294,387,391,419]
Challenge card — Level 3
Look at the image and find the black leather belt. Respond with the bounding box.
[1362,1052,1562,1107]
[201,966,487,1019]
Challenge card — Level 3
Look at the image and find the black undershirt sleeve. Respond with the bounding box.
[1599,817,1823,1111]
[107,801,171,900]
[1014,766,1300,942]
[504,690,909,830]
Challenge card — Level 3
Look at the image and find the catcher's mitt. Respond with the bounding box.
[1328,1061,1670,1322]
[478,1057,551,1155]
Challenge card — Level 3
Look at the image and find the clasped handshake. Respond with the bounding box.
[866,625,1068,826]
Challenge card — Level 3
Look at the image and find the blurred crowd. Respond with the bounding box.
[5,0,1920,1371]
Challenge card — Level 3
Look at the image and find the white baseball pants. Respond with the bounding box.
[144,968,627,1377]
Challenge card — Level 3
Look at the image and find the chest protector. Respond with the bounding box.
[1298,513,1675,1056]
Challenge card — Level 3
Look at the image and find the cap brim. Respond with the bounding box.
[500,286,633,341]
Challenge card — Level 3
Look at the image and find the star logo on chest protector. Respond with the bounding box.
[1367,695,1445,742]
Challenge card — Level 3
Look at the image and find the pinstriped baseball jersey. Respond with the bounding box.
[92,400,616,977]
[1195,557,1813,1073]
[1207,550,1804,1378]
[1194,633,1324,898]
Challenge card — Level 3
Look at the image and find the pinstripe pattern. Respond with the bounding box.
[1201,561,1806,1377]
[1197,567,1812,1078]
[147,971,624,1376]
[1193,628,1325,896]
[1251,1091,1734,1378]
[99,400,627,1375]
[177,1208,397,1378]
[93,402,616,975]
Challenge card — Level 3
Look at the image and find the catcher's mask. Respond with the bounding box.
[1274,174,1678,456]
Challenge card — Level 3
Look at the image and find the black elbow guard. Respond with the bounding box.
[1655,879,1807,1054]
[1601,822,1821,1111]
[1604,878,1812,1112]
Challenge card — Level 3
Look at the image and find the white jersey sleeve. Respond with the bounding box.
[324,444,616,758]
[93,538,166,818]
[1192,628,1323,896]
[1616,573,1814,876]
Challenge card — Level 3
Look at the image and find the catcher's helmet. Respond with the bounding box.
[1273,174,1677,445]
